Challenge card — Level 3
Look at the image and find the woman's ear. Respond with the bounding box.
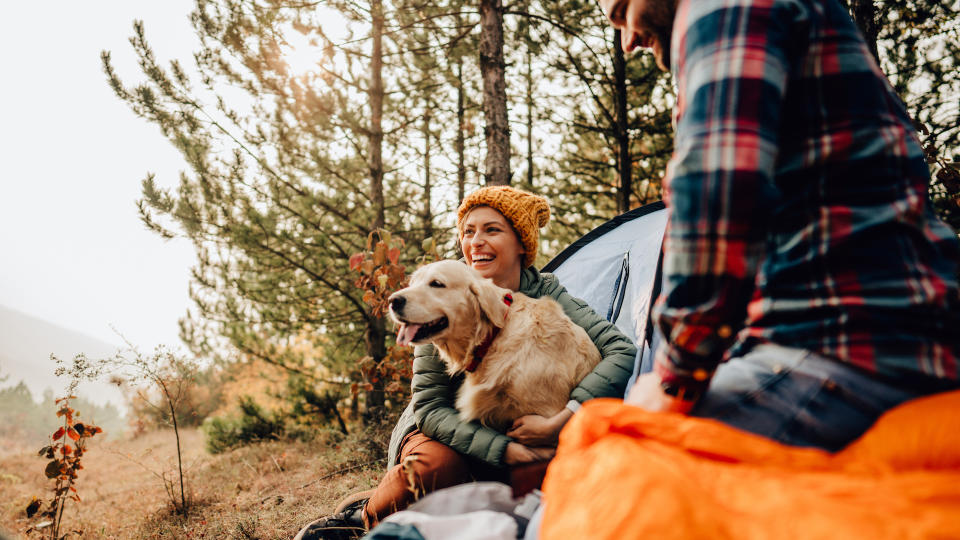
[469,279,510,328]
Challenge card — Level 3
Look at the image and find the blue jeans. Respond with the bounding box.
[690,343,947,452]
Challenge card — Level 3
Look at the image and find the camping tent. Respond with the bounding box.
[542,201,666,394]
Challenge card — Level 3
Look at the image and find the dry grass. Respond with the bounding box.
[0,428,384,539]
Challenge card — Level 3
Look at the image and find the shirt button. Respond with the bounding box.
[693,369,709,381]
[717,325,732,339]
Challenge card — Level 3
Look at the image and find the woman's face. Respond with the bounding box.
[460,206,525,290]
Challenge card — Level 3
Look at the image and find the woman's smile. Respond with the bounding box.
[460,206,526,290]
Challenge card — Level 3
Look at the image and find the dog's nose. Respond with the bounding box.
[390,295,406,314]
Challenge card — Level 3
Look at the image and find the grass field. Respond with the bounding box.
[0,428,384,539]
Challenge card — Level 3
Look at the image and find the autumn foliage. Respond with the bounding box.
[25,397,102,539]
[348,229,414,410]
[349,229,407,318]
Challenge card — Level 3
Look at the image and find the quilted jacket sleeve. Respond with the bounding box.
[537,273,637,402]
[410,344,512,467]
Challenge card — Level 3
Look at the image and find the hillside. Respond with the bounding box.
[0,305,125,409]
[0,428,382,539]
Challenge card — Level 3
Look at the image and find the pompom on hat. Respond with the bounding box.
[456,185,551,268]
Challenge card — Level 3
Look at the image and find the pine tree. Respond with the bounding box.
[530,0,674,246]
[102,0,430,420]
[480,0,511,185]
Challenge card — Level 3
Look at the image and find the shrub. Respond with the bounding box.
[203,396,285,454]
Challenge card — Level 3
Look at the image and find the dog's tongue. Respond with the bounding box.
[396,323,422,346]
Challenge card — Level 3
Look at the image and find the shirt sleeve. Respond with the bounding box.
[654,0,798,395]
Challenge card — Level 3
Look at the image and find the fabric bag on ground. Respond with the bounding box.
[364,482,541,540]
[540,391,960,539]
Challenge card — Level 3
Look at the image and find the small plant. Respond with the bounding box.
[25,396,102,540]
[56,342,201,517]
[351,345,413,410]
[349,229,414,420]
[108,344,198,517]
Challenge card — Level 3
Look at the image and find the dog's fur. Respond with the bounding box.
[389,260,601,432]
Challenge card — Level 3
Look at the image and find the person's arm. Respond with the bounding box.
[551,276,638,403]
[651,0,798,400]
[410,343,515,466]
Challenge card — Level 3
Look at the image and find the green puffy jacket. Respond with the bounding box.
[385,266,637,467]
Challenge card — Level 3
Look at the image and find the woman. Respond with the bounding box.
[297,186,636,539]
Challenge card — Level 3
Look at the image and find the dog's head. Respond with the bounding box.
[389,260,511,355]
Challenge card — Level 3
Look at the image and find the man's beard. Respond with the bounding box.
[654,26,673,71]
[647,0,677,71]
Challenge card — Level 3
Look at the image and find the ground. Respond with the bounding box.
[0,429,383,539]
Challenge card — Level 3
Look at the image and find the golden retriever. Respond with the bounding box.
[388,260,601,432]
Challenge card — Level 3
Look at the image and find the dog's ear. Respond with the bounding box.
[469,279,510,328]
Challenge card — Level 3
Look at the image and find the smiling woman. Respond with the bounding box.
[459,206,527,291]
[458,186,550,291]
[294,186,638,540]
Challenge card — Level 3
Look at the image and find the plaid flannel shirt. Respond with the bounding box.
[653,0,960,395]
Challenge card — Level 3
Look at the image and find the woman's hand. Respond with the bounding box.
[625,373,696,413]
[507,408,574,447]
[504,441,556,465]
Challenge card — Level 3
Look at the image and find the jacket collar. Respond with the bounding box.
[518,266,541,295]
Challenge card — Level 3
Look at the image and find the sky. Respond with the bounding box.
[0,2,202,351]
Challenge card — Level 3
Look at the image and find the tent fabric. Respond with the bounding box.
[543,202,667,393]
[539,391,960,540]
[543,201,665,349]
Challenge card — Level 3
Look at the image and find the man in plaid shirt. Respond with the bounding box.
[601,0,960,450]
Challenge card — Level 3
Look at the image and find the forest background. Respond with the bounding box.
[2,0,959,537]
[94,0,958,437]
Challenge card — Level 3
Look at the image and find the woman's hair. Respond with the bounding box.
[456,186,551,267]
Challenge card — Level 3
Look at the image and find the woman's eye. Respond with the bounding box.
[429,280,445,288]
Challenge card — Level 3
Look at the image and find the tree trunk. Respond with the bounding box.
[370,0,386,231]
[366,0,387,417]
[848,0,880,65]
[423,106,434,240]
[479,0,510,185]
[525,40,535,189]
[613,30,633,213]
[456,60,467,202]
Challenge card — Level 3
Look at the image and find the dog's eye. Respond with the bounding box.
[429,280,445,288]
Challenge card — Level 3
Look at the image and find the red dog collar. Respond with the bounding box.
[466,293,513,373]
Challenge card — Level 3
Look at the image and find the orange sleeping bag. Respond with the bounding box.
[540,391,960,539]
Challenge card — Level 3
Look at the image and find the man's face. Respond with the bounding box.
[599,0,678,71]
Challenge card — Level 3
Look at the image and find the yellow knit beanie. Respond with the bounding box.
[456,186,551,268]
